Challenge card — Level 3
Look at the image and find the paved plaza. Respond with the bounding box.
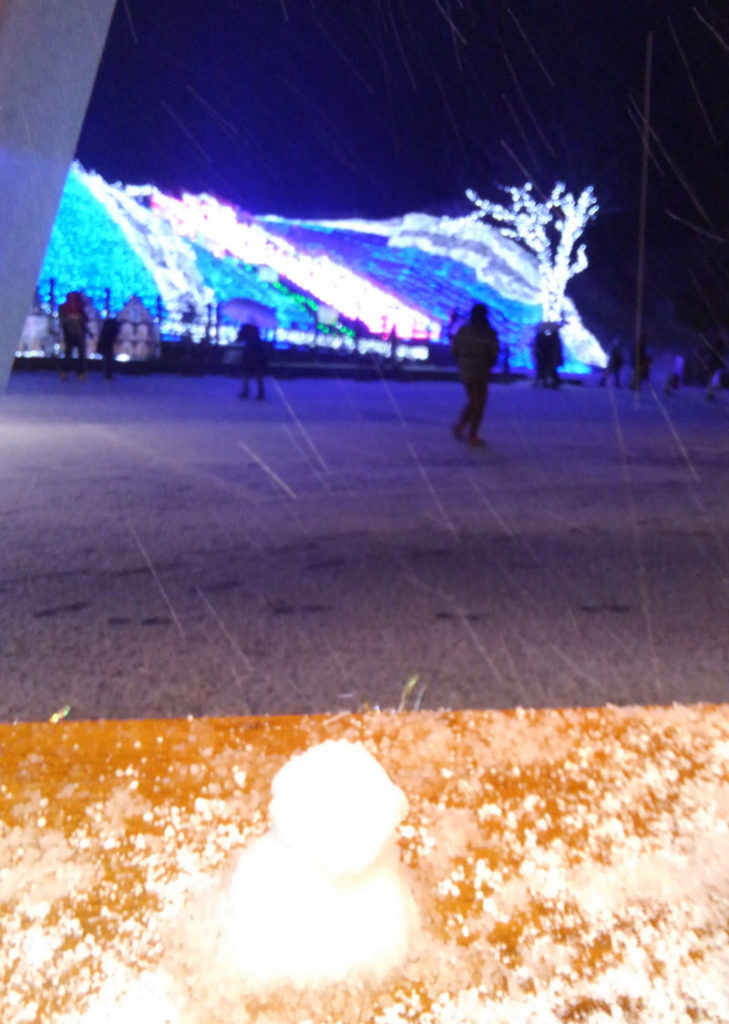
[1,369,728,722]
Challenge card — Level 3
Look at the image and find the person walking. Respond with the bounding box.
[450,303,499,447]
[238,322,268,400]
[704,336,725,400]
[533,325,549,387]
[664,353,684,396]
[534,321,564,388]
[58,291,88,379]
[600,340,624,387]
[632,333,652,390]
[97,315,118,381]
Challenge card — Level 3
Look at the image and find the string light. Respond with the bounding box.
[466,183,599,322]
[35,164,605,369]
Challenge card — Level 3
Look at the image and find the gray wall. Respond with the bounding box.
[0,0,117,390]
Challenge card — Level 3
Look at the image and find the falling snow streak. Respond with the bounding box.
[625,103,668,180]
[278,76,361,175]
[366,526,512,698]
[647,384,729,599]
[159,100,215,169]
[466,433,631,696]
[381,0,419,90]
[649,385,701,484]
[502,48,558,159]
[430,66,469,158]
[185,85,241,141]
[502,93,542,174]
[281,424,334,496]
[309,12,378,97]
[238,440,298,500]
[354,379,607,704]
[120,0,139,45]
[370,2,403,158]
[368,356,459,539]
[128,522,187,640]
[407,441,459,542]
[688,266,729,334]
[431,0,466,70]
[628,99,713,227]
[505,7,554,86]
[668,16,718,144]
[195,586,254,713]
[665,210,728,243]
[607,387,661,703]
[271,379,330,474]
[499,140,537,192]
[694,7,729,56]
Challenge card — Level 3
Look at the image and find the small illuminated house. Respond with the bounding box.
[116,296,159,361]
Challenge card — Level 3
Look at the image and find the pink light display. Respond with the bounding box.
[149,190,440,339]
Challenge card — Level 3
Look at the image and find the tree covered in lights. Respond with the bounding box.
[466,183,598,322]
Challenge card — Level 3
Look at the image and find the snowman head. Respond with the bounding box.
[269,740,408,878]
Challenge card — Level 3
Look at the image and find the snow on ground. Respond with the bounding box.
[0,369,728,723]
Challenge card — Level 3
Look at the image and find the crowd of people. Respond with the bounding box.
[52,290,727,423]
[446,303,727,448]
[53,290,271,392]
[598,332,727,398]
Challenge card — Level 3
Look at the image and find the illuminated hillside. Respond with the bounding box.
[38,164,605,372]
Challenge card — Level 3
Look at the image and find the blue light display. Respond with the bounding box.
[36,165,602,372]
[38,167,158,310]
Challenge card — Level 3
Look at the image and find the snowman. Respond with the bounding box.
[226,740,418,989]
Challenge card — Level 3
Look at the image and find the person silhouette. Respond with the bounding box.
[450,303,499,446]
[58,291,88,379]
[238,322,268,400]
[97,315,118,381]
[632,333,651,390]
[600,340,624,387]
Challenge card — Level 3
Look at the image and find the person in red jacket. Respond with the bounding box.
[58,291,88,380]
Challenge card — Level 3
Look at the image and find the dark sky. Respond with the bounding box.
[76,0,729,332]
[77,1,727,217]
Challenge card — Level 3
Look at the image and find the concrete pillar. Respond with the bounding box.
[0,0,117,390]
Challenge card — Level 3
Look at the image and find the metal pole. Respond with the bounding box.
[633,32,653,391]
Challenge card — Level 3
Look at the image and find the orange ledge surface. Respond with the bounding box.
[2,705,729,1023]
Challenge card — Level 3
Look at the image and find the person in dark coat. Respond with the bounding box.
[97,316,118,381]
[632,333,652,390]
[238,322,268,400]
[534,321,564,388]
[533,326,549,387]
[600,340,624,387]
[58,291,88,379]
[546,323,564,388]
[704,336,726,400]
[352,317,366,354]
[450,303,499,446]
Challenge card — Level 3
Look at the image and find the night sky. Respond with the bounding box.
[76,1,729,335]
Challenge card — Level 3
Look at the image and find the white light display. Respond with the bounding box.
[466,183,598,322]
[144,189,439,340]
[386,211,606,370]
[35,164,606,370]
[83,171,213,314]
